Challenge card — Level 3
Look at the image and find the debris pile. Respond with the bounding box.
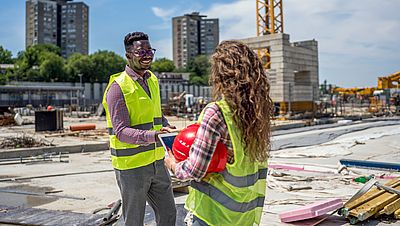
[0,133,53,149]
[339,177,400,224]
[0,115,15,126]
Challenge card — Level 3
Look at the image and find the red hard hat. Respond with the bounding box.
[172,124,227,173]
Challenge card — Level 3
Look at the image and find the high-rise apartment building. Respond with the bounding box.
[26,0,88,58]
[172,12,219,68]
[60,2,89,57]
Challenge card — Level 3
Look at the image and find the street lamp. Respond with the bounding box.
[78,73,83,108]
[78,73,83,88]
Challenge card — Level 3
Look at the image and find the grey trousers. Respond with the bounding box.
[115,159,176,226]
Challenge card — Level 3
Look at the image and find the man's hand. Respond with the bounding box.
[160,125,181,133]
[154,130,167,141]
[164,148,177,174]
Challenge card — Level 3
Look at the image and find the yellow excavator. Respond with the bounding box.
[332,87,375,96]
[377,71,400,89]
[331,72,400,115]
[369,71,400,114]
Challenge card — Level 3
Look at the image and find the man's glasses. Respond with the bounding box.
[132,48,156,57]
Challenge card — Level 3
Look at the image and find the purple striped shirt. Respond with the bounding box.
[175,103,234,181]
[106,65,170,145]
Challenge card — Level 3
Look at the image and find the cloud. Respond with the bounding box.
[150,6,178,30]
[202,0,400,86]
[204,0,255,41]
[151,0,400,86]
[150,1,254,58]
[283,0,400,86]
[149,3,205,57]
[151,7,177,20]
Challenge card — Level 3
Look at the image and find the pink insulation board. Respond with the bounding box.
[279,198,343,223]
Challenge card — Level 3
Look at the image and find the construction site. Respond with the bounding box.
[1,0,400,226]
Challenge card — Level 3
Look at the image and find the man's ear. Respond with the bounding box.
[126,53,131,59]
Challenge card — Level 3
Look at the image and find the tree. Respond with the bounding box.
[89,50,126,83]
[0,46,13,64]
[173,67,188,73]
[12,44,63,81]
[187,55,211,85]
[151,58,175,73]
[65,53,93,82]
[0,74,7,85]
[32,44,61,56]
[7,44,127,83]
[190,75,208,86]
[39,52,65,82]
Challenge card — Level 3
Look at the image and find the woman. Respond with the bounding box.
[165,40,273,226]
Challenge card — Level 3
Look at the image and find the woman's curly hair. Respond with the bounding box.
[210,40,273,162]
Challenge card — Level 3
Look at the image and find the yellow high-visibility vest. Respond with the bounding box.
[185,100,268,226]
[102,71,164,170]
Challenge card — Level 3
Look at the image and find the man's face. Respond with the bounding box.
[126,40,155,71]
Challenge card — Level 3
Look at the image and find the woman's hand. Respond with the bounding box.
[164,148,177,174]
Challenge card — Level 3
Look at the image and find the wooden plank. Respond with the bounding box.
[395,208,400,219]
[344,178,400,212]
[348,184,400,222]
[378,197,400,215]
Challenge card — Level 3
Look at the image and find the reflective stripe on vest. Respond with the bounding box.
[219,168,268,188]
[107,117,163,135]
[111,144,156,157]
[191,181,265,213]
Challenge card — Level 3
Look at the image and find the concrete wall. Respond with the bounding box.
[239,33,319,104]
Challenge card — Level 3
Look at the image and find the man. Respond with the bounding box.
[102,32,176,226]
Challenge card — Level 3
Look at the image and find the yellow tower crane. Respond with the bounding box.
[256,0,284,69]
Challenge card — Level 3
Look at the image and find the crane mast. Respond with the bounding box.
[256,0,284,69]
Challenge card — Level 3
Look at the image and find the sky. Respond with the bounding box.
[0,0,399,87]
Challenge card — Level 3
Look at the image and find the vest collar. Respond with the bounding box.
[125,65,151,81]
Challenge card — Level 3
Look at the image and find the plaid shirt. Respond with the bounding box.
[175,103,234,181]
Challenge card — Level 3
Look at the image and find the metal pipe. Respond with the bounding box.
[103,199,121,221]
[0,169,113,182]
[0,189,85,200]
[375,182,400,195]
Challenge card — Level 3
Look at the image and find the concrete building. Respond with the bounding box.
[25,0,89,58]
[172,12,219,68]
[60,2,89,57]
[0,82,84,107]
[240,33,319,113]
